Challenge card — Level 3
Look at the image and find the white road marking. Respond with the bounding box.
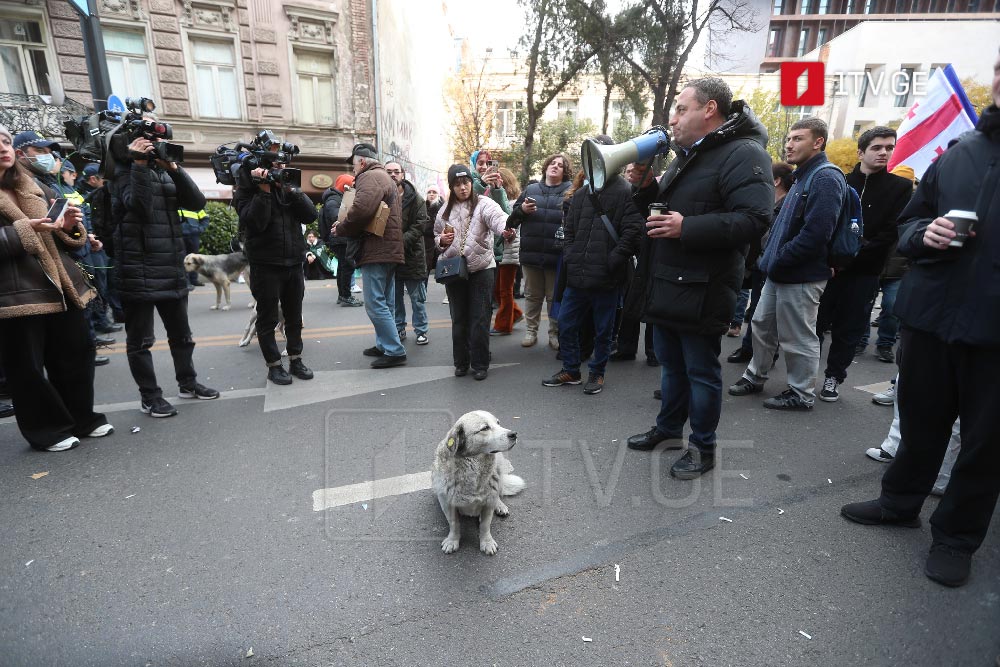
[855,380,893,395]
[312,470,433,511]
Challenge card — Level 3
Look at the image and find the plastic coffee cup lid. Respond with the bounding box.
[945,209,977,221]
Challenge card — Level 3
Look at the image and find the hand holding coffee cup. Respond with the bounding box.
[923,210,977,249]
[647,203,683,239]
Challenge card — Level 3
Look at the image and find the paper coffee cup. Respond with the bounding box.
[945,209,977,247]
[649,202,669,217]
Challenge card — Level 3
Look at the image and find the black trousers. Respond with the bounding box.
[816,273,880,382]
[330,244,355,299]
[880,328,1000,553]
[615,313,655,360]
[0,308,106,449]
[445,268,494,372]
[124,296,198,401]
[249,263,305,365]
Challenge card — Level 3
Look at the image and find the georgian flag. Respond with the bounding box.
[888,64,979,179]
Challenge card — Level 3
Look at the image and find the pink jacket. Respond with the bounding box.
[434,196,508,273]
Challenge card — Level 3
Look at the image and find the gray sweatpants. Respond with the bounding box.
[743,278,827,403]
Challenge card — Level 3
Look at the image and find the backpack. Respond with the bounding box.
[796,162,864,269]
[86,185,116,258]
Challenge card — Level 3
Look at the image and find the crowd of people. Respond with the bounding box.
[1,48,997,589]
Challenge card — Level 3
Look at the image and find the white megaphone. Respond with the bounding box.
[580,126,671,192]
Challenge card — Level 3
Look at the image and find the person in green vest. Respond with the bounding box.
[179,207,209,287]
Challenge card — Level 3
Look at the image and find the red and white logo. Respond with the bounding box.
[780,62,825,107]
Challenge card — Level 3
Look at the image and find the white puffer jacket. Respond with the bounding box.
[499,226,520,265]
[434,196,508,273]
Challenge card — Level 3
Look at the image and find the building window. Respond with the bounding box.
[864,0,876,12]
[799,0,812,11]
[773,0,784,13]
[910,0,920,10]
[104,28,153,99]
[859,67,876,107]
[190,39,240,119]
[966,0,979,9]
[0,18,51,96]
[895,66,915,107]
[797,28,810,56]
[557,99,578,120]
[495,100,524,141]
[817,0,830,12]
[295,50,335,125]
[768,27,783,56]
[944,0,955,9]
[817,27,828,45]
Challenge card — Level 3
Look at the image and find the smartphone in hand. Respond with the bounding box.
[45,198,69,223]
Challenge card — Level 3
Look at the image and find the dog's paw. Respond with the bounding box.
[494,501,510,517]
[209,305,219,310]
[441,536,460,554]
[221,304,231,311]
[479,536,498,556]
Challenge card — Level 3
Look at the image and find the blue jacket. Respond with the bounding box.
[759,152,844,283]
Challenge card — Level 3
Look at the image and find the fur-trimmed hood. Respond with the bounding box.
[0,173,93,319]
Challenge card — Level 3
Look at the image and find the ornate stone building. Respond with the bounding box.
[0,0,377,197]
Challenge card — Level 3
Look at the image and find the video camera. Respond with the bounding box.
[210,129,302,189]
[63,96,183,173]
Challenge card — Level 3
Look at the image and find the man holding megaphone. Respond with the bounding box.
[618,78,774,480]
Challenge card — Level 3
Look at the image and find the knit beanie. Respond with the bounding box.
[335,173,355,192]
[447,164,473,190]
[0,125,11,143]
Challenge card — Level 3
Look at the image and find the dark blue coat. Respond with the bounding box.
[507,180,572,268]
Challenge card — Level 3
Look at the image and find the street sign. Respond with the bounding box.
[68,0,90,17]
[107,95,125,112]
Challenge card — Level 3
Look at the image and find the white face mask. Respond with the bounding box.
[27,153,56,174]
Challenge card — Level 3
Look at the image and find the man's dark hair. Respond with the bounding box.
[772,161,795,192]
[857,126,897,152]
[790,117,829,151]
[687,77,733,117]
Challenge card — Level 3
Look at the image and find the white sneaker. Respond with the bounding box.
[46,436,80,452]
[872,384,895,406]
[442,296,449,304]
[87,423,114,438]
[351,284,362,293]
[865,446,894,462]
[521,332,537,347]
[548,333,560,351]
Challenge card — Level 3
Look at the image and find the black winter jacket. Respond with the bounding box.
[396,180,430,280]
[320,188,347,248]
[424,199,444,273]
[233,185,315,267]
[508,180,572,268]
[628,101,774,336]
[843,164,913,275]
[562,177,644,290]
[893,105,1000,347]
[111,162,206,301]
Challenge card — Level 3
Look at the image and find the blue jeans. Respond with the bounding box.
[653,326,723,453]
[557,287,618,376]
[361,263,405,357]
[876,278,901,348]
[394,276,428,336]
[732,288,750,327]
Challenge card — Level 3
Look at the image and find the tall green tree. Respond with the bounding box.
[569,0,761,127]
[503,115,598,181]
[516,0,606,183]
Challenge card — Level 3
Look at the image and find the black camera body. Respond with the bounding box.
[211,130,301,189]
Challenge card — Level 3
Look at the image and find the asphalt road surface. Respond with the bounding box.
[2,278,997,666]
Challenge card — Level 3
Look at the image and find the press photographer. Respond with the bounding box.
[229,131,317,385]
[108,98,219,418]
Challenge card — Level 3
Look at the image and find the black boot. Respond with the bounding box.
[670,448,715,480]
[289,359,314,380]
[268,365,293,385]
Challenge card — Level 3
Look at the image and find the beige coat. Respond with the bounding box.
[434,196,508,273]
[0,174,93,319]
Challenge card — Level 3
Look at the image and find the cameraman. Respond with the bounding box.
[111,137,219,418]
[233,161,317,385]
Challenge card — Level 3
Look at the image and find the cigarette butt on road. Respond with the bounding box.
[720,517,733,523]
[582,637,592,643]
[246,647,254,657]
[125,494,136,499]
[614,564,620,582]
[778,508,785,515]
[739,473,749,480]
[25,560,34,567]
[828,479,832,484]
[30,472,48,480]
[799,631,812,640]
[131,426,141,433]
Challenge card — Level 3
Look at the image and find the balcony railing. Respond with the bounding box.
[0,94,94,143]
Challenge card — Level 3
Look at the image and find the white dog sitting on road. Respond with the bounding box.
[432,410,525,555]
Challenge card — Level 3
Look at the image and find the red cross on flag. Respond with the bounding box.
[889,64,979,179]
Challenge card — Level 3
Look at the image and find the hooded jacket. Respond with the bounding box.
[628,100,774,336]
[562,177,643,289]
[893,105,1000,347]
[396,179,430,280]
[111,161,207,301]
[335,162,404,266]
[0,172,93,318]
[320,187,347,248]
[233,184,315,267]
[843,163,913,275]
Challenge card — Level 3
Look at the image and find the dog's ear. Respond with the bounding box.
[445,423,466,456]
